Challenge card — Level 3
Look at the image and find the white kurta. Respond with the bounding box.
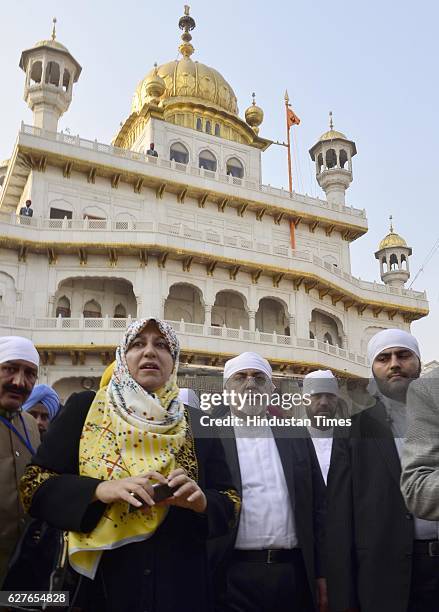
[234,425,298,549]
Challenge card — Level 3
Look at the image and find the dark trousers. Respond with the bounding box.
[218,552,314,612]
[408,552,439,612]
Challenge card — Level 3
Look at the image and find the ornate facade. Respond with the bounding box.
[0,10,428,401]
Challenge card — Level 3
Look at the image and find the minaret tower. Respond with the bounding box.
[309,112,357,205]
[375,216,412,287]
[19,18,82,132]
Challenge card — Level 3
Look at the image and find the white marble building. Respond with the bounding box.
[0,10,428,400]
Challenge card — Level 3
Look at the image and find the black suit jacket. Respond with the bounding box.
[209,417,326,609]
[326,400,414,612]
[23,391,238,612]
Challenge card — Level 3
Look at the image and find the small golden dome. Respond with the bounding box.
[318,113,347,142]
[378,232,408,250]
[245,93,264,133]
[144,63,166,101]
[378,216,408,250]
[34,39,69,52]
[319,128,347,141]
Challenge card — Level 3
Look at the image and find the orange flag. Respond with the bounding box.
[287,107,301,128]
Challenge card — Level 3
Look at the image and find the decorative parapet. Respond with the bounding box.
[0,124,367,241]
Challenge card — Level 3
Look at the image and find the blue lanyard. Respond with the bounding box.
[0,413,35,455]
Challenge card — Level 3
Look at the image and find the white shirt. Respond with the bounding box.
[234,424,298,549]
[308,426,333,485]
[382,395,439,540]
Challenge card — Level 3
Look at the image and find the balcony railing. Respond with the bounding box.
[0,212,427,303]
[0,314,368,369]
[19,123,367,220]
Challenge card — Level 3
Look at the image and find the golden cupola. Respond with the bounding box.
[378,219,408,250]
[113,6,270,151]
[245,93,264,135]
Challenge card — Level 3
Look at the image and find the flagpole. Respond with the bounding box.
[285,90,293,193]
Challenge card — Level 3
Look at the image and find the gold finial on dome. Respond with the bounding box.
[51,17,57,41]
[245,92,264,134]
[178,5,196,58]
[319,111,347,142]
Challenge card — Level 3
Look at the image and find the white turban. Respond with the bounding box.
[367,329,421,365]
[0,336,39,367]
[178,388,200,410]
[223,352,272,382]
[303,370,339,396]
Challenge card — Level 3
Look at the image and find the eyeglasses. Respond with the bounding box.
[229,373,269,387]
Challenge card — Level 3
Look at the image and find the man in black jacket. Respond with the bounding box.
[209,352,327,612]
[326,328,439,612]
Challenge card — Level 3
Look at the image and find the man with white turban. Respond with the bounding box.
[0,336,40,582]
[209,352,327,612]
[326,328,439,612]
[304,370,340,485]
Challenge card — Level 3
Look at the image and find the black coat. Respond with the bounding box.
[208,420,326,609]
[26,391,238,612]
[326,401,415,612]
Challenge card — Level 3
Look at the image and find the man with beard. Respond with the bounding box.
[304,370,340,486]
[0,336,40,583]
[326,329,439,612]
[209,352,327,612]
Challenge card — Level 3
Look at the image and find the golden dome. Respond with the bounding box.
[245,93,264,133]
[131,7,238,116]
[319,128,347,141]
[378,217,408,250]
[143,63,166,102]
[378,232,408,250]
[132,57,239,115]
[34,39,69,52]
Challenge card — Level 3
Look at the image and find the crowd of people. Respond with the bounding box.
[0,320,438,611]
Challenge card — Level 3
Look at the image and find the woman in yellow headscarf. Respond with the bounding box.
[20,318,240,612]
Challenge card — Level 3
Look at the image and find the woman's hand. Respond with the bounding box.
[159,468,207,514]
[94,472,168,508]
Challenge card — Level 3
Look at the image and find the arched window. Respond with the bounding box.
[114,303,127,318]
[389,253,399,271]
[317,153,324,172]
[382,256,388,273]
[326,149,337,169]
[56,296,71,318]
[62,68,71,93]
[30,61,42,84]
[199,150,217,172]
[226,157,244,178]
[339,149,348,169]
[214,124,221,137]
[309,331,315,340]
[196,117,203,131]
[324,332,333,345]
[83,299,101,318]
[45,61,60,86]
[205,120,212,134]
[170,142,189,164]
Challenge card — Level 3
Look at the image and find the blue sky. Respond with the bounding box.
[1,0,437,361]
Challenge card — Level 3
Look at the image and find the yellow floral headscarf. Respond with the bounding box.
[69,318,187,579]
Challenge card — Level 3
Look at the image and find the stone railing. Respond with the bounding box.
[0,212,427,304]
[0,315,369,372]
[19,123,367,220]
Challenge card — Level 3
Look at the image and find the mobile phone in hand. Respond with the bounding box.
[152,482,175,503]
[128,482,175,513]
